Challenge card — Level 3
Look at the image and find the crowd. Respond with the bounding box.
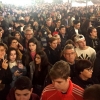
[0,2,100,100]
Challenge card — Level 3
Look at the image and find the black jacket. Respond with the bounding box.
[0,60,12,100]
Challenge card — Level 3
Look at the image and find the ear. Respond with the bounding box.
[30,88,33,93]
[67,77,71,81]
[75,42,79,48]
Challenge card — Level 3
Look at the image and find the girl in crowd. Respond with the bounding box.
[7,48,26,87]
[29,50,52,96]
[13,31,23,45]
[8,37,23,60]
[23,38,41,76]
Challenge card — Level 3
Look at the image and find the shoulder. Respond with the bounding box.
[31,93,40,100]
[72,83,84,97]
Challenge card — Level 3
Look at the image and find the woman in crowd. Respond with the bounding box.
[23,38,41,76]
[8,37,23,60]
[7,47,26,87]
[13,31,24,45]
[29,50,52,96]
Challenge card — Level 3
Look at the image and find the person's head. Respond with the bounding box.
[14,21,20,28]
[25,15,30,22]
[73,34,86,49]
[46,18,52,27]
[53,34,61,44]
[20,20,25,27]
[49,60,70,93]
[87,27,97,38]
[83,84,100,100]
[28,38,40,52]
[7,47,18,62]
[8,37,19,49]
[56,19,61,27]
[14,31,22,40]
[73,20,80,29]
[0,43,7,59]
[59,25,66,34]
[14,76,33,100]
[49,37,58,50]
[76,60,93,80]
[24,28,34,41]
[35,50,49,68]
[63,44,76,64]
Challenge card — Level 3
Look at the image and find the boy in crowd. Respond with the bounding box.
[7,76,39,100]
[41,60,84,100]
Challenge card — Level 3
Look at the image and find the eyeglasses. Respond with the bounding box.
[85,68,93,72]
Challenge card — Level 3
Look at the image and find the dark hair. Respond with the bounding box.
[87,27,96,35]
[49,60,70,80]
[8,36,18,47]
[81,19,91,30]
[73,20,80,25]
[34,50,51,76]
[76,59,92,75]
[48,37,57,43]
[13,31,23,40]
[14,76,32,91]
[65,39,75,47]
[0,43,8,51]
[83,84,100,100]
[59,25,65,30]
[28,38,41,52]
[7,47,18,61]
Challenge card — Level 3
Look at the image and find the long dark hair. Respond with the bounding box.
[28,37,41,52]
[7,47,18,61]
[34,50,51,76]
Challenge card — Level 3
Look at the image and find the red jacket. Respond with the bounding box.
[41,80,84,100]
[7,88,40,100]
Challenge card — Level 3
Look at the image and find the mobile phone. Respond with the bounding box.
[4,54,7,59]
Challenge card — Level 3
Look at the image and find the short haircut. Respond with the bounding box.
[49,60,70,80]
[83,84,100,100]
[59,25,65,30]
[48,37,57,43]
[87,27,96,35]
[75,59,92,75]
[73,20,80,25]
[63,44,75,54]
[0,43,8,51]
[14,76,32,91]
[25,28,34,35]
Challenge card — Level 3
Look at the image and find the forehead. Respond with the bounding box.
[64,48,75,53]
[77,39,85,43]
[0,46,5,50]
[53,78,66,82]
[15,89,31,94]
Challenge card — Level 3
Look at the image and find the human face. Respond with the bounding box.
[56,35,61,44]
[49,40,57,50]
[15,89,32,100]
[56,21,61,27]
[11,40,18,49]
[77,39,86,49]
[0,46,6,59]
[59,27,66,34]
[46,20,52,27]
[15,33,21,40]
[52,78,70,93]
[90,28,97,38]
[25,31,33,41]
[35,54,41,64]
[64,49,76,64]
[29,42,36,52]
[74,23,80,29]
[9,50,17,62]
[80,67,93,80]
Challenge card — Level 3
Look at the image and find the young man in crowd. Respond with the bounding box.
[7,76,39,100]
[73,34,96,62]
[41,60,84,100]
